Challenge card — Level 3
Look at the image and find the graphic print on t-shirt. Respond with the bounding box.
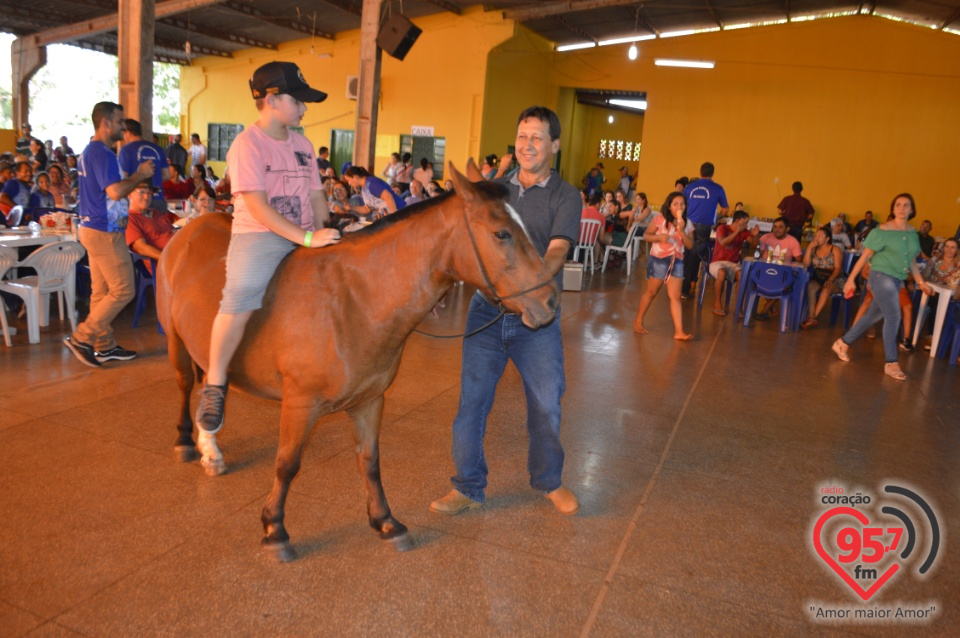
[293,151,311,168]
[270,195,302,225]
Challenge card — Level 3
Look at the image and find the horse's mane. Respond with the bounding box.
[347,180,511,239]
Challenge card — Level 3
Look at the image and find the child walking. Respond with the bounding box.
[195,61,340,435]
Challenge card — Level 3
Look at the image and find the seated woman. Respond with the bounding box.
[918,237,960,346]
[801,225,845,329]
[47,164,75,208]
[626,191,653,233]
[600,190,620,232]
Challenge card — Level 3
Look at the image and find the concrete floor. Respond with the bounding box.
[1,259,958,637]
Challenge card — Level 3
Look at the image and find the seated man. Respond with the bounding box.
[162,163,197,201]
[830,219,852,249]
[758,216,803,264]
[709,211,758,315]
[126,181,175,274]
[917,219,935,260]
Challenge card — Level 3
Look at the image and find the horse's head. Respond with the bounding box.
[448,163,559,329]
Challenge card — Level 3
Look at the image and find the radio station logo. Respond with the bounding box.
[807,481,942,623]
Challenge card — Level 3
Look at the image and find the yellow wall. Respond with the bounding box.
[181,6,513,181]
[557,97,644,189]
[546,16,960,231]
[0,129,18,155]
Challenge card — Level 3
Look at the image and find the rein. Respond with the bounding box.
[413,198,557,340]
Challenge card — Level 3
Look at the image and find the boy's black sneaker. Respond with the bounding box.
[95,345,138,362]
[196,384,228,434]
[64,337,101,368]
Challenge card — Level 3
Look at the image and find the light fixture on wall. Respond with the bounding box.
[654,58,716,69]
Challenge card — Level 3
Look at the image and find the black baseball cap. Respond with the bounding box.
[249,61,327,103]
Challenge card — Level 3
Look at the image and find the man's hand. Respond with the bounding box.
[307,228,340,248]
[137,159,156,180]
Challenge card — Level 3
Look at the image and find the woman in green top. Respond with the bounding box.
[831,193,932,380]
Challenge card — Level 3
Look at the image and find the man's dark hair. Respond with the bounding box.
[344,166,371,178]
[735,201,743,208]
[91,101,123,130]
[14,160,31,173]
[732,211,749,223]
[517,106,561,141]
[124,118,142,137]
[191,133,200,141]
[318,146,329,155]
[675,176,689,189]
[0,160,14,173]
[170,163,183,177]
[700,162,715,178]
[792,181,803,193]
[401,152,411,163]
[773,216,788,226]
[588,191,603,206]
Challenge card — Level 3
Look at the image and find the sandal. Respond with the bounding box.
[713,307,726,317]
[831,339,850,362]
[884,363,907,381]
[801,318,818,330]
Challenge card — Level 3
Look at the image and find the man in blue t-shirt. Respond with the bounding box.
[64,101,155,369]
[0,161,33,219]
[681,161,729,298]
[119,118,170,208]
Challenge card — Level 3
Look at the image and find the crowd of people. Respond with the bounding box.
[573,160,959,378]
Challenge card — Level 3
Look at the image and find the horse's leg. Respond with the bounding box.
[167,329,199,463]
[346,396,413,552]
[260,396,320,562]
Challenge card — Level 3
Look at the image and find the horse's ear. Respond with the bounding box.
[464,157,484,182]
[449,163,480,203]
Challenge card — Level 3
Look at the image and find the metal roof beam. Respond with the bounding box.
[421,0,461,15]
[72,39,188,65]
[705,0,723,28]
[24,0,227,47]
[941,6,960,29]
[556,14,596,43]
[504,0,642,22]
[221,1,334,40]
[319,0,362,17]
[159,14,277,49]
[154,36,233,57]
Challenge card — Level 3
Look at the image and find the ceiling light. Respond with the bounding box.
[557,42,596,52]
[660,27,720,39]
[608,99,647,110]
[597,34,656,46]
[654,58,715,69]
[608,115,614,123]
[628,44,638,60]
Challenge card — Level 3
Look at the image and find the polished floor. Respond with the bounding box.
[1,257,958,637]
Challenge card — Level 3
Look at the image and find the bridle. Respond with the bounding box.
[413,199,557,339]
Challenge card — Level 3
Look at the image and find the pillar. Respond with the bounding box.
[10,38,47,133]
[353,0,382,171]
[118,0,156,137]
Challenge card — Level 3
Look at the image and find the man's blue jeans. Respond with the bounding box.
[451,293,566,503]
[842,270,903,363]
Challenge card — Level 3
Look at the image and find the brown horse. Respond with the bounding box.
[156,164,559,561]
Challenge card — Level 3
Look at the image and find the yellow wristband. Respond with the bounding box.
[303,231,313,247]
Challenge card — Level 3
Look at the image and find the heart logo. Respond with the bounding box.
[813,507,899,601]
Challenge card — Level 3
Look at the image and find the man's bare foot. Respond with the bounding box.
[674,333,694,341]
[634,322,649,334]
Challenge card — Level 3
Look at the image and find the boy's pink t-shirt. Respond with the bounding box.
[227,123,322,234]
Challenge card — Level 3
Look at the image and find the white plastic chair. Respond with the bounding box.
[5,206,23,227]
[0,241,86,344]
[602,223,642,276]
[572,218,602,274]
[0,246,18,346]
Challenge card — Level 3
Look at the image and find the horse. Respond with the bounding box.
[156,163,559,561]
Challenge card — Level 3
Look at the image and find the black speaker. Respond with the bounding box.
[377,14,422,61]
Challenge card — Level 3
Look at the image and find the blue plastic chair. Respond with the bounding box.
[934,300,959,361]
[131,254,164,334]
[742,264,800,332]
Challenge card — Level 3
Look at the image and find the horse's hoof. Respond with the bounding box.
[263,541,297,563]
[175,445,199,463]
[383,532,414,552]
[201,456,226,477]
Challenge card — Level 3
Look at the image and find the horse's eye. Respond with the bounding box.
[495,231,512,241]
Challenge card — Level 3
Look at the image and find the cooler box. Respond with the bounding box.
[563,261,584,292]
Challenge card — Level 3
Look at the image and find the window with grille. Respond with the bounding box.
[207,124,244,161]
[597,139,641,161]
